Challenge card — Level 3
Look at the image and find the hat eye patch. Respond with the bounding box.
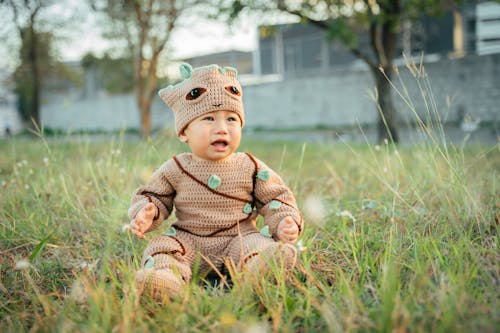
[225,86,241,96]
[186,87,207,100]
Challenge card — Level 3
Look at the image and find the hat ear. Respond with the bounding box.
[179,63,193,79]
[159,63,193,106]
[223,66,238,77]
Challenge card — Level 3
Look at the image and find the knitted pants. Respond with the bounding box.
[136,227,297,299]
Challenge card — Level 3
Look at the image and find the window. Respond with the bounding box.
[260,40,277,74]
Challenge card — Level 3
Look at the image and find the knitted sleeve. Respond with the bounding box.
[128,159,176,233]
[253,157,303,238]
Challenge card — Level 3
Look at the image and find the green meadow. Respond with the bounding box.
[0,131,498,332]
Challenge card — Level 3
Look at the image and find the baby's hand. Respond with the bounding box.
[129,203,157,239]
[276,216,299,244]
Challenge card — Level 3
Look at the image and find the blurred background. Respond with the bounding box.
[0,0,499,144]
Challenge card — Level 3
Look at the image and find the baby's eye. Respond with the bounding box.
[225,86,241,96]
[202,116,215,121]
[227,116,238,122]
[186,87,206,100]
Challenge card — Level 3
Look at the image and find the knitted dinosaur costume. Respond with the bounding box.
[130,64,303,299]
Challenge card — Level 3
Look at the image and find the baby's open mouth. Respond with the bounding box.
[211,139,229,148]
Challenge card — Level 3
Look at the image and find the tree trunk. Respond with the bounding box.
[140,102,151,137]
[138,55,160,138]
[372,66,399,143]
[136,80,153,138]
[136,73,156,138]
[28,25,40,130]
[367,1,400,144]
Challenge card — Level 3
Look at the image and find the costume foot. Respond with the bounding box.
[243,242,297,277]
[136,268,185,301]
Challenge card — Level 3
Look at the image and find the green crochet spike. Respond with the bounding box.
[269,200,282,210]
[144,255,154,269]
[163,226,177,236]
[243,203,253,214]
[179,63,193,79]
[257,170,270,181]
[208,174,222,189]
[260,225,272,238]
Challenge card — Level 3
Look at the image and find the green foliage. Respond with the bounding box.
[229,0,245,21]
[258,25,279,39]
[13,29,50,122]
[326,19,357,49]
[81,53,135,94]
[13,28,81,122]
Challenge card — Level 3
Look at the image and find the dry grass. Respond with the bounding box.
[0,130,498,332]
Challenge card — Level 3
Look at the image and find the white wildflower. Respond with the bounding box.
[15,259,31,270]
[110,149,122,156]
[24,184,30,190]
[29,169,34,175]
[336,210,356,222]
[362,199,377,210]
[244,323,269,333]
[296,239,307,253]
[461,114,480,133]
[43,157,49,166]
[122,224,131,232]
[70,279,88,304]
[77,261,89,269]
[1,180,6,187]
[303,195,327,226]
[119,168,126,174]
[22,160,28,166]
[383,167,388,173]
[374,145,381,151]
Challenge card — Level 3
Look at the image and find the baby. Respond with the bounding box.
[128,64,303,299]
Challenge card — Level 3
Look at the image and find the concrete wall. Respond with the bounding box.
[244,67,376,129]
[0,89,23,137]
[243,53,500,130]
[40,53,499,132]
[41,90,172,132]
[394,53,500,125]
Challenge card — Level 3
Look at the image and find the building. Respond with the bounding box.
[240,2,500,140]
[179,50,268,85]
[254,2,500,78]
[473,1,500,55]
[38,2,500,139]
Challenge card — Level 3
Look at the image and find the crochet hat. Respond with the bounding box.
[159,63,244,135]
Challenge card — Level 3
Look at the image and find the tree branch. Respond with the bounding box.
[285,7,377,69]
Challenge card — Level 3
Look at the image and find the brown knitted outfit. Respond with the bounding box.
[128,64,303,298]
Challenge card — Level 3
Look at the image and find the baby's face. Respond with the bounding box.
[179,110,242,162]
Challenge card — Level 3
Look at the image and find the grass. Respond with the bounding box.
[1,57,499,332]
[0,130,498,332]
